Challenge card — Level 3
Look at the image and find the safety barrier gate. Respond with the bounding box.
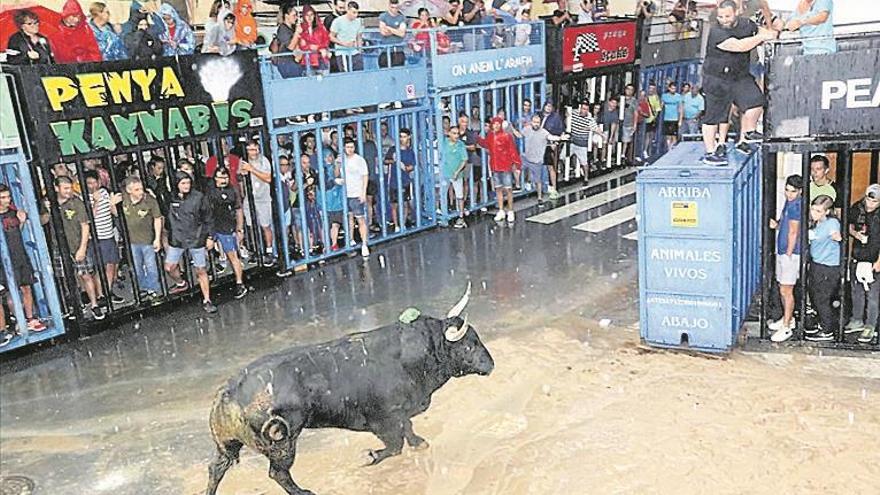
[425,21,547,222]
[755,29,880,350]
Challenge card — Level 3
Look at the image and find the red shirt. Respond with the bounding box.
[477,131,521,173]
[204,154,242,186]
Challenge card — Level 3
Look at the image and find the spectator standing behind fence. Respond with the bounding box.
[54,176,105,320]
[661,81,683,150]
[206,168,248,300]
[54,0,102,63]
[808,155,842,217]
[804,195,840,343]
[6,9,55,65]
[620,84,637,166]
[240,140,276,267]
[681,83,704,136]
[165,171,217,314]
[478,117,521,224]
[301,5,331,74]
[0,185,47,343]
[121,177,162,300]
[540,101,564,200]
[570,100,604,185]
[339,139,371,258]
[272,4,304,78]
[521,114,561,205]
[330,2,364,72]
[321,149,345,251]
[700,0,777,165]
[159,4,195,56]
[124,10,162,61]
[324,0,348,72]
[785,0,836,55]
[578,0,595,24]
[643,83,662,160]
[88,2,127,61]
[85,171,124,305]
[379,0,407,67]
[768,175,802,342]
[846,184,880,344]
[442,126,469,229]
[384,128,415,232]
[289,155,318,256]
[202,10,237,56]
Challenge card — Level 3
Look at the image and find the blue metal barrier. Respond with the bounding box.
[636,59,702,161]
[0,148,66,352]
[637,142,762,352]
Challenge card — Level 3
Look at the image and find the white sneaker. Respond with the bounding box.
[767,318,786,331]
[493,210,505,222]
[770,326,794,343]
[506,210,515,223]
[361,244,370,258]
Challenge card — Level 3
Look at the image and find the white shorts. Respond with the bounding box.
[776,254,801,285]
[449,176,464,200]
[244,200,273,228]
[571,144,590,167]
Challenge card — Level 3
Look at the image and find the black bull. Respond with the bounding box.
[206,288,493,495]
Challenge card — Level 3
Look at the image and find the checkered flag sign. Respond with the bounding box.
[572,32,599,62]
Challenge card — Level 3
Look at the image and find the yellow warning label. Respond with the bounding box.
[671,201,698,228]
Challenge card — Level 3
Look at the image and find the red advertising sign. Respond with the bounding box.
[561,21,638,74]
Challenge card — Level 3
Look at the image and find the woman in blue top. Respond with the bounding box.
[786,0,836,56]
[806,194,841,342]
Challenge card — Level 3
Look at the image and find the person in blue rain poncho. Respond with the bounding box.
[121,0,165,38]
[88,2,127,61]
[158,3,194,55]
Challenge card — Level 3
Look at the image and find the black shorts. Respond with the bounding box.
[663,120,679,136]
[472,163,483,181]
[389,188,412,203]
[367,178,378,197]
[0,254,35,287]
[702,74,765,126]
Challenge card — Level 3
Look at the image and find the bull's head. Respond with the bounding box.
[443,282,494,377]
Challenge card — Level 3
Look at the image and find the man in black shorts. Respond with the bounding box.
[701,0,778,165]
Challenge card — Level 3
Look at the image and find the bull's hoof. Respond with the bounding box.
[411,439,430,451]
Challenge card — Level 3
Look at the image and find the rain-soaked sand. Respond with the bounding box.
[2,181,879,494]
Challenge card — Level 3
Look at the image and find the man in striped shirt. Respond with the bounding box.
[569,100,605,185]
[85,170,123,305]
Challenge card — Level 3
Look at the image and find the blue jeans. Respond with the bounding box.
[131,243,160,293]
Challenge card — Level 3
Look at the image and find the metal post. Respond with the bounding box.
[760,148,777,340]
[836,149,852,343]
[797,152,810,340]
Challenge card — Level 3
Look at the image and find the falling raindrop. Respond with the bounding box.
[481,281,487,290]
[611,272,618,279]
[848,412,854,425]
[361,309,367,315]
[862,389,867,400]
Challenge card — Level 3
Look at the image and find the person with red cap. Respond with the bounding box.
[478,116,521,224]
[53,0,102,63]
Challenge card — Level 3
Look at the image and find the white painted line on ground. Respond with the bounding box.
[622,231,639,241]
[572,204,637,233]
[527,181,636,225]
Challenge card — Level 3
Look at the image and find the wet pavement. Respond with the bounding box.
[0,177,642,494]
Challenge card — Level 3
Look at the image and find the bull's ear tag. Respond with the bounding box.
[399,307,421,324]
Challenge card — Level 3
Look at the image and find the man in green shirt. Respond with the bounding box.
[442,126,469,229]
[55,176,104,320]
[121,176,163,298]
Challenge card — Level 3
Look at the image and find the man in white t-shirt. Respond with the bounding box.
[339,138,370,258]
[239,140,276,266]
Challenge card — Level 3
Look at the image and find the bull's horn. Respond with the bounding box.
[446,281,471,319]
[445,313,469,342]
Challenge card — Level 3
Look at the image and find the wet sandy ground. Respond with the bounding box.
[2,181,879,494]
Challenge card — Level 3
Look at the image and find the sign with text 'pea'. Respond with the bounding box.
[14,50,266,163]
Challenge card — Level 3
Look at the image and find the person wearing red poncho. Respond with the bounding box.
[477,116,522,224]
[52,0,101,63]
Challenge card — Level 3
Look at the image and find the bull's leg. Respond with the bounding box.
[206,440,242,495]
[367,420,405,465]
[403,418,429,450]
[267,445,315,495]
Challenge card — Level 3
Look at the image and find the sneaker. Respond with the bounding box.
[203,300,218,314]
[742,131,764,143]
[857,326,876,344]
[844,319,865,334]
[702,153,728,166]
[767,318,789,331]
[110,293,126,305]
[805,330,834,342]
[261,255,277,268]
[506,211,515,223]
[735,141,752,154]
[770,325,793,343]
[321,112,330,121]
[276,268,293,278]
[0,332,13,348]
[234,284,248,300]
[803,326,819,335]
[26,318,47,332]
[453,218,467,229]
[361,244,370,258]
[169,281,188,294]
[714,142,727,156]
[493,210,505,222]
[91,305,106,321]
[393,101,403,109]
[378,103,391,110]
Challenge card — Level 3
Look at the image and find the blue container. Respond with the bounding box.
[636,143,762,352]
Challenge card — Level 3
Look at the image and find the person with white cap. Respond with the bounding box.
[845,183,880,344]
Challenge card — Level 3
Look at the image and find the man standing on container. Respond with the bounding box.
[700,0,778,165]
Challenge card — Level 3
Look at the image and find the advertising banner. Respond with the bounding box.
[767,47,880,139]
[13,50,266,163]
[561,20,637,74]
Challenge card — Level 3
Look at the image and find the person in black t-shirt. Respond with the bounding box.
[700,0,778,166]
[206,168,247,300]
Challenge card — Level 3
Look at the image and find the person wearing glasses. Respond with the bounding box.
[6,9,55,65]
